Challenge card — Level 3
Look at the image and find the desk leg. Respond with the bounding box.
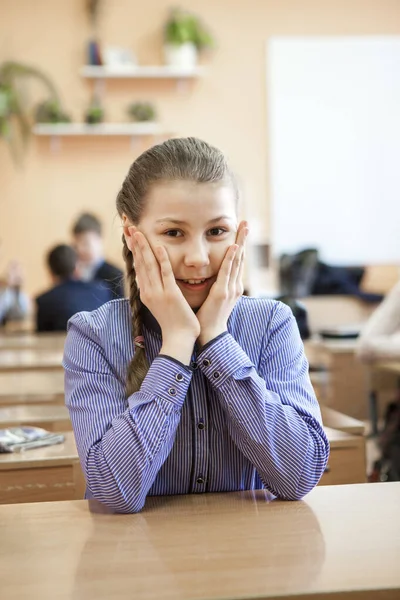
[369,391,379,437]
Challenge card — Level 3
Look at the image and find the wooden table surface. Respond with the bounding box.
[0,430,78,471]
[320,405,365,435]
[0,430,84,504]
[0,483,399,600]
[0,370,64,405]
[372,361,400,376]
[0,348,64,372]
[304,338,369,420]
[0,332,65,351]
[0,403,71,431]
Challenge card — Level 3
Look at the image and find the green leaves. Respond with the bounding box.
[0,61,61,166]
[164,8,215,51]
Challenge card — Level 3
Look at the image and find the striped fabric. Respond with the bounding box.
[63,297,329,513]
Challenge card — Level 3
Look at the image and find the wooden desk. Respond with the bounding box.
[368,361,400,435]
[0,349,63,372]
[322,427,366,485]
[0,483,399,599]
[0,332,65,351]
[0,404,71,431]
[0,370,64,405]
[0,431,84,504]
[321,405,365,435]
[305,337,369,420]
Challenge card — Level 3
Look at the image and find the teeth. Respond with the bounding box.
[183,279,206,284]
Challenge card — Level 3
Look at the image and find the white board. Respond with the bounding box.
[267,36,400,265]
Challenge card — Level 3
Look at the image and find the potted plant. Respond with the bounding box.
[35,99,71,124]
[84,96,104,124]
[0,61,61,164]
[127,102,156,122]
[163,8,214,68]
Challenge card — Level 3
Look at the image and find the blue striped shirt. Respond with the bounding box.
[63,296,329,513]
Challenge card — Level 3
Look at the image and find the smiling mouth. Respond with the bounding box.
[177,277,212,290]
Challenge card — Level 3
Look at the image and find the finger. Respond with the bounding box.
[229,244,243,289]
[235,220,248,244]
[231,224,248,281]
[131,234,150,290]
[237,246,245,291]
[217,244,238,288]
[155,246,176,291]
[126,225,137,252]
[134,232,163,289]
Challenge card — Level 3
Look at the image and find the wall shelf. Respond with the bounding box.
[33,122,169,152]
[80,65,205,79]
[33,122,163,136]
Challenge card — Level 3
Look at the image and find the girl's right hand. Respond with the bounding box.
[129,228,200,364]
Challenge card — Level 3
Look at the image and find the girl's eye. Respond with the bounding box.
[164,230,183,238]
[208,227,227,236]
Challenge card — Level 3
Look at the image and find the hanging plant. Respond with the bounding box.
[0,61,62,165]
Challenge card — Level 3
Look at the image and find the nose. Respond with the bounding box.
[183,239,210,269]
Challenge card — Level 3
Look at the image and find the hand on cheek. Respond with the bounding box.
[126,226,200,363]
[196,221,248,347]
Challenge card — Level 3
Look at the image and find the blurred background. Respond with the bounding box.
[1,0,398,298]
[1,0,400,488]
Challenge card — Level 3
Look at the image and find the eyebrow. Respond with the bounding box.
[155,215,234,225]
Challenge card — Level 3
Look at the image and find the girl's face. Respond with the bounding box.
[128,180,238,309]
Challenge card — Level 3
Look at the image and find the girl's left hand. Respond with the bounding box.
[196,221,248,347]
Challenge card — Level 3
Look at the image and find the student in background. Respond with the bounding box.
[0,260,30,325]
[71,212,125,299]
[358,280,400,363]
[64,137,329,513]
[35,244,113,332]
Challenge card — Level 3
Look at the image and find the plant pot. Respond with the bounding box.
[163,42,198,68]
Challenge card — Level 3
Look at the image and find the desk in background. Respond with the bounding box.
[0,483,399,600]
[0,431,84,504]
[0,348,63,372]
[320,405,365,435]
[305,337,369,420]
[368,361,400,435]
[0,404,71,431]
[0,332,65,351]
[0,370,64,406]
[0,426,364,505]
[321,427,366,485]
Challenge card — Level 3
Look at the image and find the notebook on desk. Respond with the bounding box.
[0,426,64,453]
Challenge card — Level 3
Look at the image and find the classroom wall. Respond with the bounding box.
[1,0,400,296]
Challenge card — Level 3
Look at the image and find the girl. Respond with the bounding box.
[64,137,329,513]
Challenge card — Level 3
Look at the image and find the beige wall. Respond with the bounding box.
[1,0,400,296]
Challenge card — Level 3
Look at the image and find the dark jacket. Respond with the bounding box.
[94,261,125,299]
[35,279,113,332]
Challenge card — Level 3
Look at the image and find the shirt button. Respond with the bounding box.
[175,373,183,382]
[197,421,205,430]
[196,476,205,484]
[203,358,211,367]
[191,361,198,370]
[168,387,177,396]
[213,371,221,379]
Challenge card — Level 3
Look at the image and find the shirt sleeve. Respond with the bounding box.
[63,313,192,513]
[357,281,400,362]
[196,302,330,500]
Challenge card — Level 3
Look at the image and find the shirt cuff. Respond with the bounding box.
[129,355,192,409]
[197,333,253,387]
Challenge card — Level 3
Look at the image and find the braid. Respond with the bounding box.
[122,236,149,396]
[116,138,238,396]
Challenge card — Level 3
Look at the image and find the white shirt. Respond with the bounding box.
[358,280,400,362]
